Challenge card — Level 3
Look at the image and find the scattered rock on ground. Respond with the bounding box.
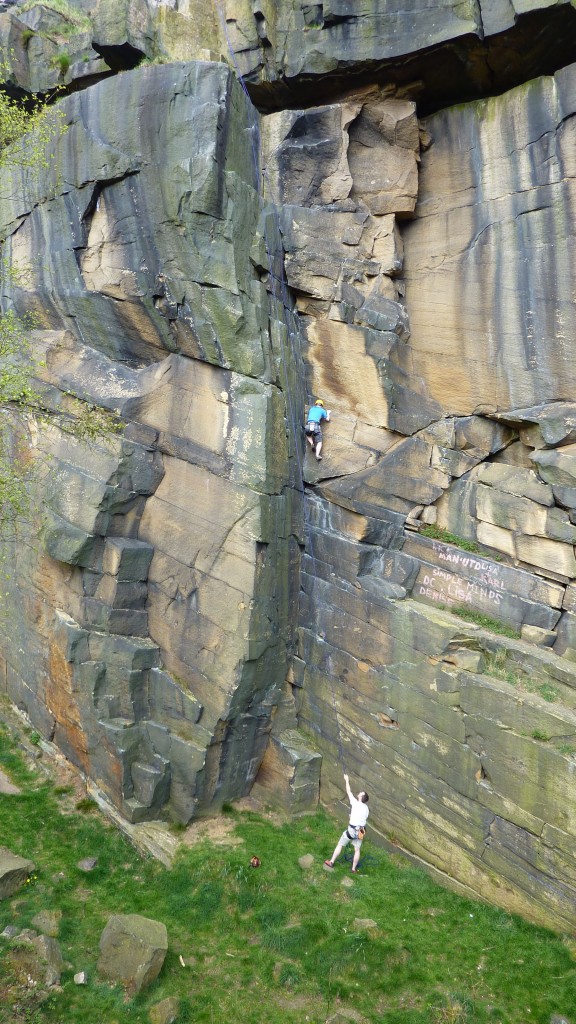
[0,848,35,900]
[0,769,20,795]
[1,924,20,938]
[150,995,179,1024]
[298,854,314,870]
[352,917,378,931]
[77,857,98,872]
[31,934,65,987]
[8,932,64,989]
[74,970,88,985]
[98,914,168,994]
[326,1009,367,1024]
[31,909,62,937]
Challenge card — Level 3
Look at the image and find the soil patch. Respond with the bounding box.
[0,768,20,795]
[181,817,245,848]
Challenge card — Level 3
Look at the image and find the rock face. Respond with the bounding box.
[0,61,303,822]
[282,61,576,930]
[403,65,576,415]
[1,0,575,112]
[2,0,576,934]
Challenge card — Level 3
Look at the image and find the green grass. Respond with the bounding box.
[483,653,561,705]
[19,0,91,30]
[55,51,71,75]
[421,525,482,552]
[483,649,522,687]
[0,723,575,1023]
[75,796,97,812]
[451,606,521,639]
[420,525,503,562]
[537,684,559,703]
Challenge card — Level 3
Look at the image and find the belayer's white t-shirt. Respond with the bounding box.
[349,796,369,828]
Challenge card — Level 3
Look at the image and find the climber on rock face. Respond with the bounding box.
[324,773,369,874]
[305,399,331,461]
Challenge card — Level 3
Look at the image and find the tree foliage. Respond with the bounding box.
[0,308,40,533]
[0,84,67,172]
[0,69,122,537]
[0,80,66,532]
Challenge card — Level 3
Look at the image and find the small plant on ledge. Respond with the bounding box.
[54,51,71,76]
[451,605,521,639]
[420,524,503,560]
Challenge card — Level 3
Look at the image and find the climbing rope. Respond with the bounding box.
[212,3,348,772]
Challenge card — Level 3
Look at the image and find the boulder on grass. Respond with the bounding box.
[0,848,35,900]
[98,914,168,994]
[150,996,179,1024]
[31,909,62,937]
[31,934,65,987]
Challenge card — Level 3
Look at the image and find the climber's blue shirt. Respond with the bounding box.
[307,406,328,424]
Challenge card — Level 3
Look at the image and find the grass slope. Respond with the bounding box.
[0,724,575,1024]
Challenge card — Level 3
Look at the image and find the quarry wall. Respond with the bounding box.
[0,0,575,930]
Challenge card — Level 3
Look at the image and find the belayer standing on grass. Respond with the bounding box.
[325,773,369,874]
[305,399,331,461]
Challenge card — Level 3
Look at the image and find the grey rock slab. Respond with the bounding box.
[443,650,485,672]
[475,463,554,506]
[520,625,557,647]
[131,759,171,810]
[77,857,98,872]
[404,63,576,416]
[475,483,576,545]
[404,533,564,609]
[532,444,576,488]
[516,534,576,578]
[326,437,450,510]
[102,538,154,581]
[326,1012,367,1024]
[31,934,65,987]
[298,854,314,870]
[148,668,203,732]
[42,510,97,567]
[261,104,357,207]
[352,918,378,931]
[507,401,576,447]
[552,611,576,659]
